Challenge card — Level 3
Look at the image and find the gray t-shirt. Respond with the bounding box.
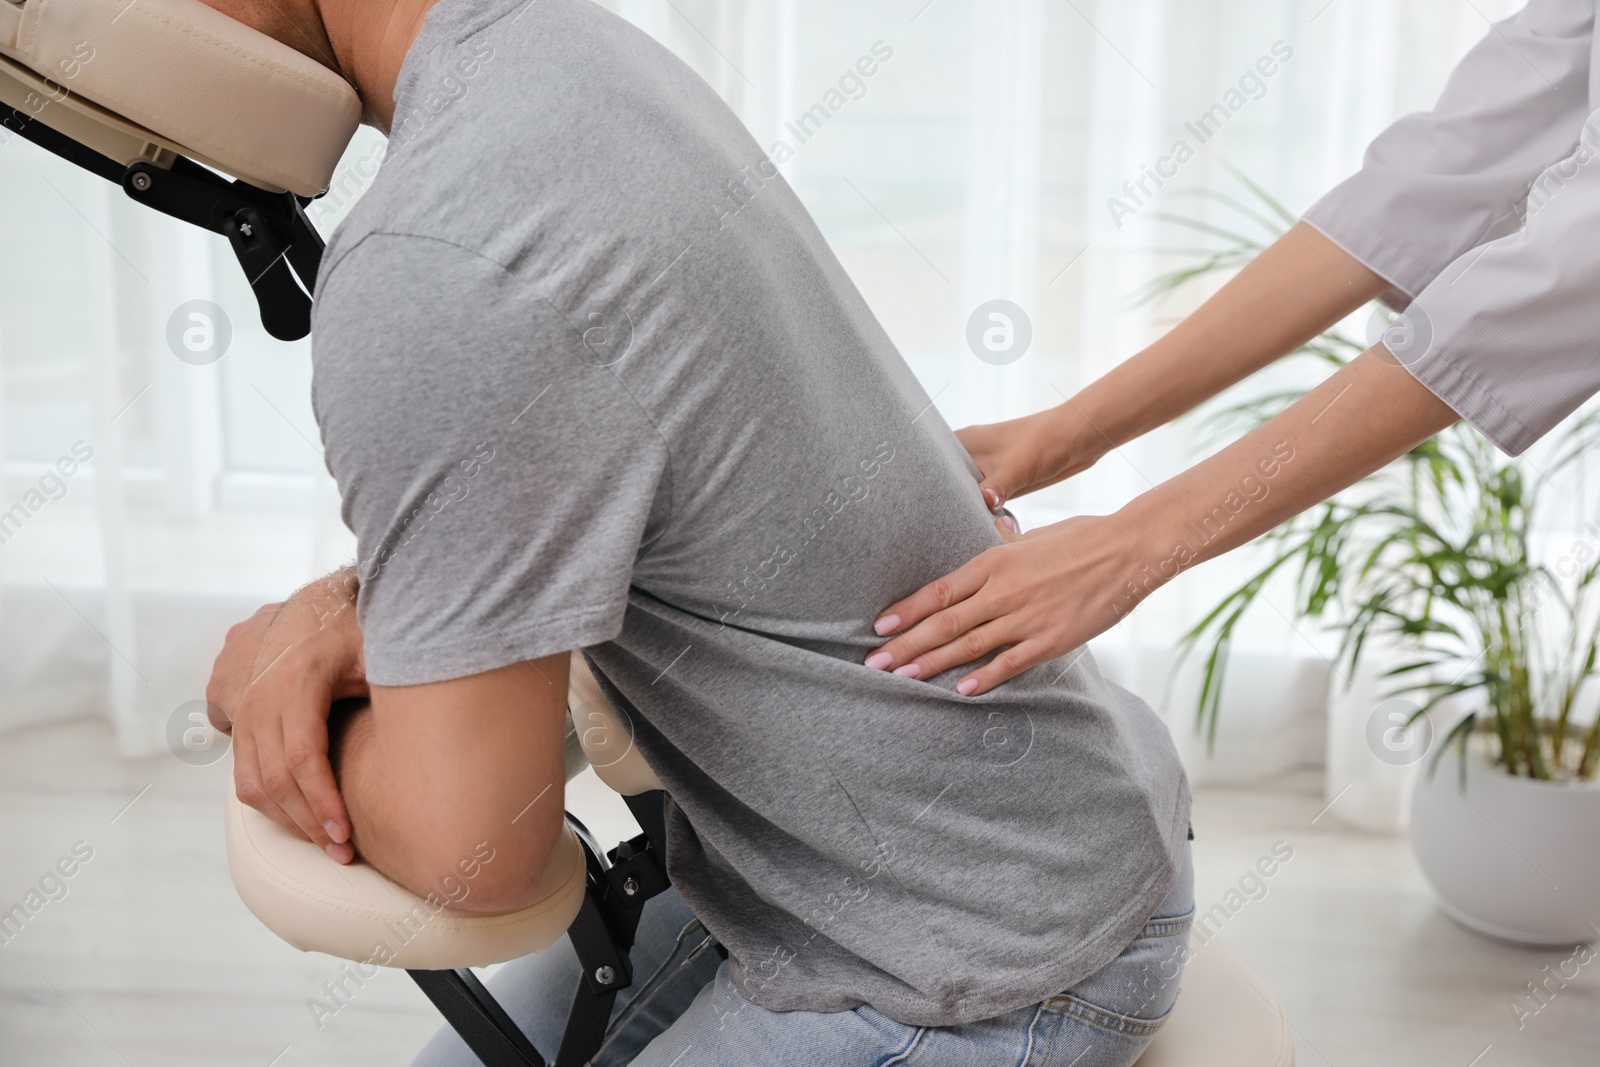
[310,0,1190,1027]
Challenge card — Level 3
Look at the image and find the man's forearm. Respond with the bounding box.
[330,658,573,915]
[1058,222,1391,457]
[1118,346,1458,587]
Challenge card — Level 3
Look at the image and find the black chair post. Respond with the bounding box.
[408,793,681,1067]
[408,967,547,1067]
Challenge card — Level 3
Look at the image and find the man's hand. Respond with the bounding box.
[206,570,367,863]
[206,603,281,735]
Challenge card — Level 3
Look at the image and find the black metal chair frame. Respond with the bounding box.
[407,791,692,1067]
[3,98,325,342]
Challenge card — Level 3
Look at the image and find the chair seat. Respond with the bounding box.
[1138,937,1295,1067]
[0,0,359,194]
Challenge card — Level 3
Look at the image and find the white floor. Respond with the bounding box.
[1,716,1596,1067]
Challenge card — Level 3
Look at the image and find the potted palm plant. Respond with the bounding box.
[1146,168,1600,945]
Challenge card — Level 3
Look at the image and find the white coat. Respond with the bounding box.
[1304,0,1600,455]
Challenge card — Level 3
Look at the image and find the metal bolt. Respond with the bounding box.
[594,966,616,985]
[239,221,253,237]
[130,172,152,192]
[623,877,639,897]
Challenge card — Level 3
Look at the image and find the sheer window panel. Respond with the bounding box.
[597,0,1538,669]
[0,0,1564,761]
[0,139,110,464]
[0,125,356,751]
[215,247,318,476]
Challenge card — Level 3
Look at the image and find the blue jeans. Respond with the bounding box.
[413,842,1194,1067]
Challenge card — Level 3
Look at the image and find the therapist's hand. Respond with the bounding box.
[956,409,1105,512]
[867,514,1141,695]
[207,569,366,863]
[868,347,1460,695]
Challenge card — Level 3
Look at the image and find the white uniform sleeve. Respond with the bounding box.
[1303,0,1596,307]
[1396,114,1600,455]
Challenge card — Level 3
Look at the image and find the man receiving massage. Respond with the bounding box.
[202,0,1193,1063]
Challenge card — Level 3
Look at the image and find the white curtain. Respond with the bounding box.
[0,0,1537,789]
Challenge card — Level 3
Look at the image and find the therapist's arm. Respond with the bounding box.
[869,348,1459,694]
[332,655,572,914]
[970,0,1594,509]
[963,223,1389,507]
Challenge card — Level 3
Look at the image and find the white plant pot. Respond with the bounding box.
[1410,750,1600,946]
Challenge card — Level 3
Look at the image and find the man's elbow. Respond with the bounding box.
[330,700,568,915]
[350,811,565,916]
[443,825,563,915]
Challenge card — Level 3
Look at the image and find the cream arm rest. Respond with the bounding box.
[223,655,607,970]
[225,788,588,970]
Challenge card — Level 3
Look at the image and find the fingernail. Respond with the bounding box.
[997,514,1018,533]
[324,843,345,862]
[893,663,921,679]
[865,651,893,671]
[957,678,979,696]
[874,614,901,636]
[982,486,1001,509]
[325,820,347,844]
